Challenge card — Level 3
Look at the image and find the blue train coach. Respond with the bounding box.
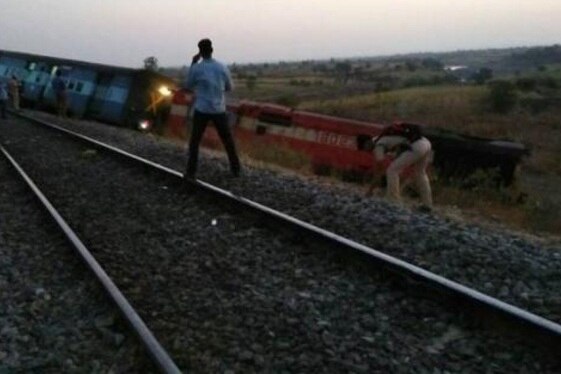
[0,50,175,129]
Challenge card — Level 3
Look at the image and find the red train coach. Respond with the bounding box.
[166,91,528,185]
[234,101,388,173]
[167,92,389,174]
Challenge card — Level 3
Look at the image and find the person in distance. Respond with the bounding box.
[0,82,8,119]
[8,75,21,111]
[51,70,68,118]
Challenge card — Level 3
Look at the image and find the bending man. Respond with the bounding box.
[373,123,433,207]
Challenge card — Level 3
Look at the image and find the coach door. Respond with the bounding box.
[89,74,112,117]
[89,74,130,123]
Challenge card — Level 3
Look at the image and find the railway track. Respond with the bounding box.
[0,145,181,373]
[1,112,560,371]
[24,110,561,327]
[0,148,164,372]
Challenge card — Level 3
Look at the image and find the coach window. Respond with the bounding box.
[76,82,84,93]
[68,81,76,90]
[27,62,36,71]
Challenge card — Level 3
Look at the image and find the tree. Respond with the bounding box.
[312,63,328,74]
[472,67,493,85]
[421,58,443,71]
[487,80,517,113]
[335,61,352,84]
[143,56,159,72]
[405,60,417,72]
[515,77,537,91]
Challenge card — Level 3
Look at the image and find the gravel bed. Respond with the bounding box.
[1,113,558,372]
[30,111,561,324]
[0,133,151,372]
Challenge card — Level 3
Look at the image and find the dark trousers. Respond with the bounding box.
[56,93,67,117]
[0,100,6,119]
[186,110,241,176]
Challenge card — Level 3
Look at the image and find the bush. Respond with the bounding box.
[472,67,493,85]
[460,167,505,191]
[523,198,561,233]
[538,76,559,89]
[515,77,537,91]
[519,95,550,114]
[403,76,430,88]
[487,80,517,113]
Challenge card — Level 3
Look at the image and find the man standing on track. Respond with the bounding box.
[181,38,241,179]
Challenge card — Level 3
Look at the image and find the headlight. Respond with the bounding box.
[158,86,172,96]
[138,119,152,131]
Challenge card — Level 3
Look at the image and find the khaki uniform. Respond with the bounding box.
[374,135,433,206]
[8,78,20,111]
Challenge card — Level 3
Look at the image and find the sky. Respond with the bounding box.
[1,0,560,68]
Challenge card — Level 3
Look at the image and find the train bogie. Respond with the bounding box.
[0,50,174,129]
[167,92,528,185]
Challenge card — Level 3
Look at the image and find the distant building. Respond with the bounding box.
[444,65,468,71]
[443,65,476,83]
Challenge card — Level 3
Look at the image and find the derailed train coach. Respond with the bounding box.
[168,92,529,185]
[0,50,174,129]
[0,49,528,185]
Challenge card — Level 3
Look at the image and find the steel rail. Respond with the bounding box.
[0,143,182,374]
[14,112,561,346]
